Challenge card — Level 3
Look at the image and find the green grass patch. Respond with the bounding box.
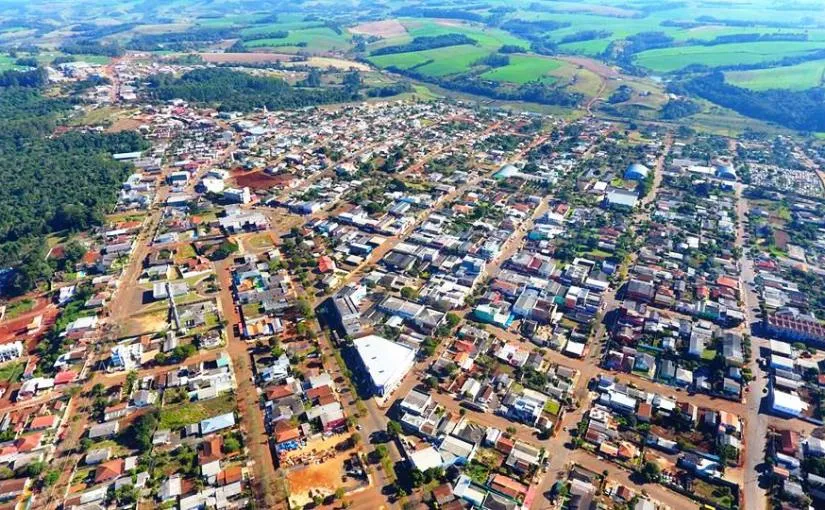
[369,44,490,76]
[725,59,825,91]
[481,55,561,84]
[701,348,718,361]
[543,399,561,416]
[3,299,34,320]
[246,26,351,53]
[158,393,236,430]
[0,362,24,383]
[634,41,825,73]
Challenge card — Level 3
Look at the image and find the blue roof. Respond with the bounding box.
[494,164,518,179]
[624,163,650,180]
[200,412,236,434]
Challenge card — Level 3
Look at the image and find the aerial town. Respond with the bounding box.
[3,34,825,510]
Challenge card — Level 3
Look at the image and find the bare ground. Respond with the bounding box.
[349,19,407,38]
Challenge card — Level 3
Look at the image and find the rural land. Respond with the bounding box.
[1,1,825,510]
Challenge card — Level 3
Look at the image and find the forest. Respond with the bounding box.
[145,68,362,111]
[0,73,147,296]
[683,72,825,132]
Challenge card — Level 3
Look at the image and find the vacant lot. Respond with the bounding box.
[158,393,236,430]
[725,59,825,90]
[481,55,562,84]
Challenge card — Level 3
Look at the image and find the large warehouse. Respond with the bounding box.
[353,335,416,397]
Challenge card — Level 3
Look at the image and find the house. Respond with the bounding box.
[28,415,56,431]
[505,441,541,474]
[0,478,29,501]
[94,459,125,483]
[200,413,236,435]
[85,448,111,465]
[104,403,129,422]
[89,420,120,439]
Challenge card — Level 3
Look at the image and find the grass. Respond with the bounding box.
[158,393,236,430]
[725,59,825,91]
[247,233,274,250]
[701,348,718,361]
[0,362,24,383]
[543,399,561,416]
[176,243,197,261]
[634,41,825,73]
[481,55,562,84]
[369,44,490,76]
[246,26,351,53]
[3,298,34,320]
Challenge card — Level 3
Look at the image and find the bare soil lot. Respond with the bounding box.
[200,52,292,64]
[349,19,407,38]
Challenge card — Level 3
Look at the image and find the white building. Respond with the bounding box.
[353,335,416,397]
[223,187,252,205]
[0,342,23,362]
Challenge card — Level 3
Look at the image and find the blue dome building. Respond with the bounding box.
[494,164,519,180]
[624,163,650,181]
[715,163,737,181]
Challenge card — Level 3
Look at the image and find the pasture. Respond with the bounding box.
[481,55,562,84]
[725,60,825,91]
[633,41,825,73]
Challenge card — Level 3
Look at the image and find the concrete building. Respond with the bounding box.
[353,335,416,397]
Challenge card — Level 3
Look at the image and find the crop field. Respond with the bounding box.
[481,55,562,84]
[245,26,351,53]
[725,60,825,91]
[633,41,825,73]
[369,44,490,76]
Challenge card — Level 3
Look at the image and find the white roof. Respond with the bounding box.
[773,390,807,414]
[609,391,637,410]
[769,340,793,356]
[353,335,415,389]
[409,446,443,471]
[564,340,585,357]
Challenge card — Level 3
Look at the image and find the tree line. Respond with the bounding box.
[371,34,477,56]
[682,72,825,132]
[145,68,362,112]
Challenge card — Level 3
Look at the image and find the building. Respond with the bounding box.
[353,335,416,397]
[605,189,639,210]
[624,163,650,181]
[223,187,252,205]
[0,342,23,362]
[772,389,807,417]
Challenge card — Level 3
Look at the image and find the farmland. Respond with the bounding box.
[481,55,562,84]
[633,41,825,74]
[369,44,489,76]
[725,60,825,90]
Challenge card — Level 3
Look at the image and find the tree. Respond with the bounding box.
[42,470,59,487]
[386,420,402,438]
[640,461,661,483]
[400,287,418,300]
[334,487,345,500]
[223,436,241,453]
[125,370,138,394]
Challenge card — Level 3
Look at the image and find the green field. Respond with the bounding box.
[725,60,825,90]
[369,44,490,76]
[634,41,825,73]
[481,55,562,84]
[246,26,351,52]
